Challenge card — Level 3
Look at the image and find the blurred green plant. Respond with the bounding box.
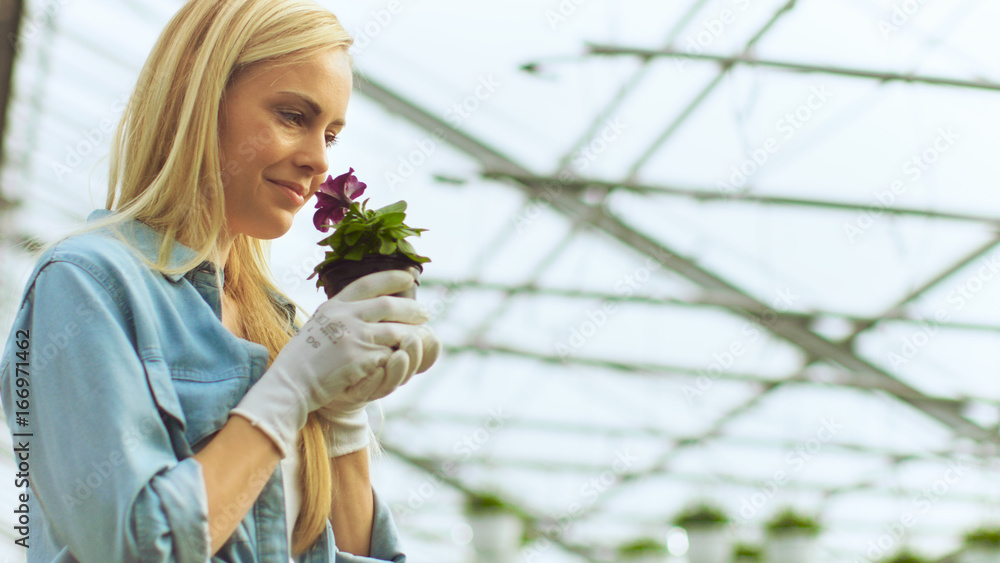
[616,537,668,557]
[673,502,730,527]
[964,526,1000,546]
[463,492,509,515]
[765,507,821,535]
[883,549,929,563]
[733,542,763,560]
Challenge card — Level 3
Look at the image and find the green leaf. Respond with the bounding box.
[397,239,415,254]
[379,212,405,227]
[403,252,431,264]
[375,201,406,215]
[379,238,397,254]
[346,230,364,246]
[330,229,345,247]
[345,245,366,260]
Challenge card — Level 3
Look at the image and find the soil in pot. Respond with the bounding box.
[319,254,423,299]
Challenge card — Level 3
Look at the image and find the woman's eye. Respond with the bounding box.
[280,109,338,148]
[280,111,304,125]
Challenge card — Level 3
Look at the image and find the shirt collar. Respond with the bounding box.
[85,209,297,324]
[86,208,210,283]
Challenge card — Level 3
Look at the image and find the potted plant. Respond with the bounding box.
[732,542,763,562]
[309,168,430,299]
[463,492,523,563]
[764,508,821,563]
[673,503,730,563]
[885,549,930,563]
[616,537,668,563]
[961,527,1000,563]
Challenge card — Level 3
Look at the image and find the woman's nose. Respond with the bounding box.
[296,132,329,176]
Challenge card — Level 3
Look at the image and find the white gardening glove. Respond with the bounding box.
[315,267,441,457]
[230,269,429,458]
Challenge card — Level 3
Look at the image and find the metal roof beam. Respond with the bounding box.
[420,277,1000,334]
[443,343,984,407]
[843,235,1000,346]
[586,45,1000,93]
[482,170,1000,226]
[551,0,714,174]
[621,0,798,180]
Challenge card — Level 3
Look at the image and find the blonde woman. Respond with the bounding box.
[0,0,439,561]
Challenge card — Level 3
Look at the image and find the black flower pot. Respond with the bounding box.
[319,254,423,300]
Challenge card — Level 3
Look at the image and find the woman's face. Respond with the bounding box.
[218,47,352,240]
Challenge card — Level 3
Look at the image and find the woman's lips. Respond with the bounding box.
[269,179,306,206]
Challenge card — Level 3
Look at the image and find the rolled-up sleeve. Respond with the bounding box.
[1,259,211,562]
[333,489,405,563]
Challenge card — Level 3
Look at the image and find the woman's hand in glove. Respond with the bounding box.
[229,268,433,458]
[314,266,441,456]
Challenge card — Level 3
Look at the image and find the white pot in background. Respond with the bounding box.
[765,532,817,563]
[685,525,730,563]
[467,510,523,563]
[960,546,1000,563]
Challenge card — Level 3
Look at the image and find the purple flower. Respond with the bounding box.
[313,167,367,231]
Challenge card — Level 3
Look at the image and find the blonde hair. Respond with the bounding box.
[33,0,367,554]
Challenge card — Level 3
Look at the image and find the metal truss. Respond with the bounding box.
[438,342,991,407]
[440,130,994,441]
[356,0,1000,556]
[586,45,1000,93]
[480,171,1000,226]
[419,277,1000,335]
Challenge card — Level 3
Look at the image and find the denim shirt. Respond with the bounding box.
[0,209,407,562]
